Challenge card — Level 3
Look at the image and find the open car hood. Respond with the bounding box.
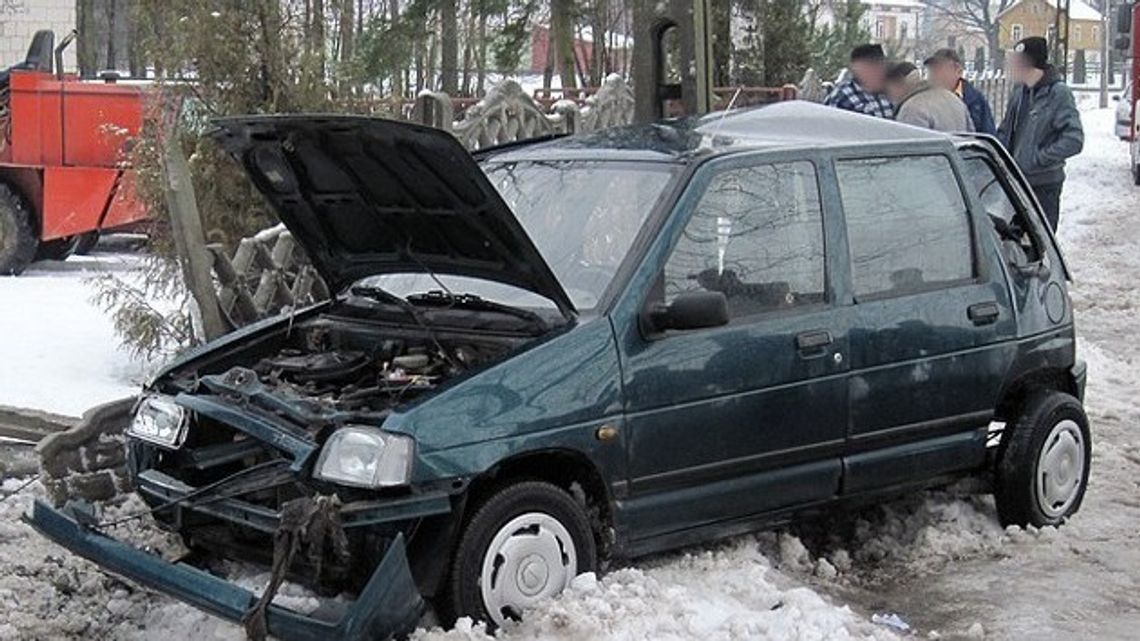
[211,115,576,318]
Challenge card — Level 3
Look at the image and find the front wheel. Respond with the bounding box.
[0,183,36,275]
[994,390,1091,528]
[441,481,596,628]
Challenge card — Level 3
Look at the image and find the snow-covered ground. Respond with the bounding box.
[0,254,147,417]
[0,108,1137,640]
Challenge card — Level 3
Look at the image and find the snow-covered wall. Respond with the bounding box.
[0,0,76,71]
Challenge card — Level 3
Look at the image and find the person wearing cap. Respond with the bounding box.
[924,48,997,135]
[997,36,1083,231]
[824,44,895,118]
[884,61,974,132]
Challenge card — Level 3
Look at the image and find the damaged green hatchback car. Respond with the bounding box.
[30,101,1090,640]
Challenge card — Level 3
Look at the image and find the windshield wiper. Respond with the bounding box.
[349,285,460,368]
[406,290,548,330]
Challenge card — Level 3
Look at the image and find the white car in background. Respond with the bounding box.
[1116,81,1133,140]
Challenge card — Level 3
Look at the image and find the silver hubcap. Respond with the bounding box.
[1035,419,1086,519]
[479,512,577,625]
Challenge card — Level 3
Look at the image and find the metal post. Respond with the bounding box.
[692,0,714,114]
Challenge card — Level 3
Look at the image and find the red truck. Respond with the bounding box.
[0,30,148,274]
[1115,2,1140,183]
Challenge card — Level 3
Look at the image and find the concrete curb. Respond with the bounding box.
[0,405,76,443]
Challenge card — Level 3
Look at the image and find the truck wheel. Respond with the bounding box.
[441,481,596,628]
[0,183,36,275]
[35,235,80,261]
[994,390,1091,528]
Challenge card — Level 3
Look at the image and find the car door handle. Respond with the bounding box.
[795,330,833,352]
[967,302,1000,325]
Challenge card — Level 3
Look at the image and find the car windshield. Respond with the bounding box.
[360,160,677,312]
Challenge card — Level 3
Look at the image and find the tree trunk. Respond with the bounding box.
[476,10,489,95]
[390,0,404,98]
[551,0,578,89]
[76,0,98,77]
[589,0,609,85]
[312,0,327,77]
[711,0,732,87]
[339,0,355,66]
[439,0,459,94]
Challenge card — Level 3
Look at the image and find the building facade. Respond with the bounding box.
[0,0,76,70]
[996,0,1103,51]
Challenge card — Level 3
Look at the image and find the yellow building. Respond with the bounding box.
[996,0,1104,52]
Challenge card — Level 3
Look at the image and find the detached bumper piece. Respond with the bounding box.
[26,500,425,641]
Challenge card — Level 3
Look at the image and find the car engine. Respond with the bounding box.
[240,315,517,415]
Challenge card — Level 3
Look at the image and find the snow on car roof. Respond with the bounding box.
[695,100,950,148]
[490,100,950,163]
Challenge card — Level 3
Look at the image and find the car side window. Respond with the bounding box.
[836,155,974,299]
[663,161,826,319]
[961,155,1044,266]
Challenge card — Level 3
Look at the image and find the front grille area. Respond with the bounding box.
[127,414,398,593]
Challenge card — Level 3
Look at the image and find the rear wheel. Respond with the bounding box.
[441,481,596,628]
[0,183,36,275]
[994,390,1091,528]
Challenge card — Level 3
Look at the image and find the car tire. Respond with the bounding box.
[34,235,80,262]
[994,390,1091,528]
[0,183,36,275]
[440,481,596,629]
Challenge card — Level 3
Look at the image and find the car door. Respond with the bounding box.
[835,152,1018,494]
[612,154,849,545]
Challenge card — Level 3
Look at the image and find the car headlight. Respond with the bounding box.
[313,426,414,489]
[127,395,190,449]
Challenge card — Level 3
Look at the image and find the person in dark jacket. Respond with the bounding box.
[997,36,1084,231]
[824,44,895,118]
[924,48,997,135]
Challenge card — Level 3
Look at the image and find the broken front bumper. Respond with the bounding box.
[26,500,425,641]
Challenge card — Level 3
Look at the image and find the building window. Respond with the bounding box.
[876,19,885,39]
[900,21,909,41]
[1011,23,1023,42]
[1074,25,1082,42]
[948,35,958,48]
[1092,26,1099,43]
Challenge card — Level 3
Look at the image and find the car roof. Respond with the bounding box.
[483,100,954,163]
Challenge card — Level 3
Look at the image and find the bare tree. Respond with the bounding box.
[919,0,1013,68]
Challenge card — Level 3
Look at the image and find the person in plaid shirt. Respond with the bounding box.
[824,44,895,119]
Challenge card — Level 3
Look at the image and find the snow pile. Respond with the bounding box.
[0,481,159,640]
[0,255,147,417]
[415,539,894,641]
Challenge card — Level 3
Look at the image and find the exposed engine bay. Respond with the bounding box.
[234,312,526,416]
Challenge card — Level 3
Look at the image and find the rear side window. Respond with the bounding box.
[836,155,973,299]
[663,161,826,319]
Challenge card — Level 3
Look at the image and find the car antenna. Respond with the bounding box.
[712,87,744,137]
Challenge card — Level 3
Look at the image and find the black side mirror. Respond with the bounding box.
[1114,95,1122,102]
[645,291,730,333]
